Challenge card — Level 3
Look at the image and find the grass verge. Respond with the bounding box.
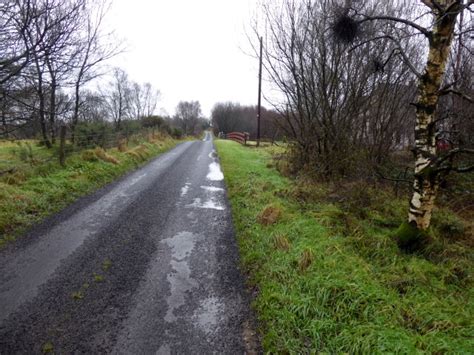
[0,135,179,247]
[215,139,473,353]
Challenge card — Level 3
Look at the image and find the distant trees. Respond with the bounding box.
[100,67,161,130]
[211,102,281,140]
[174,100,202,135]
[211,102,252,134]
[0,0,168,143]
[129,82,161,120]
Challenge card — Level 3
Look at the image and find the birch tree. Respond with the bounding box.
[333,0,473,247]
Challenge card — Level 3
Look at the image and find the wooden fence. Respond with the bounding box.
[225,132,249,145]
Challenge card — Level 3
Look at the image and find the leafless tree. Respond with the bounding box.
[78,90,107,122]
[0,0,46,86]
[70,0,122,142]
[1,0,122,142]
[24,0,85,146]
[252,0,420,177]
[128,81,160,119]
[174,100,202,135]
[211,102,248,134]
[142,82,160,117]
[102,67,131,130]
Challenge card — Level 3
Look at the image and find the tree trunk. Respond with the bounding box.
[38,90,52,148]
[49,78,57,144]
[34,58,51,148]
[408,4,460,231]
[59,125,67,167]
[71,82,81,144]
[1,93,8,139]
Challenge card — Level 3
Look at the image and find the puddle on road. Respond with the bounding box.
[156,344,171,355]
[128,173,147,187]
[180,183,191,197]
[200,186,224,193]
[186,198,224,211]
[208,150,218,159]
[165,260,197,322]
[194,296,223,335]
[206,162,223,181]
[162,232,199,322]
[163,231,196,260]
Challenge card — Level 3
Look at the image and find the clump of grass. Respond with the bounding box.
[443,261,470,286]
[102,258,112,271]
[81,149,98,162]
[432,209,466,241]
[93,273,104,282]
[15,141,34,163]
[288,179,328,204]
[125,150,141,161]
[42,341,54,354]
[273,234,290,251]
[71,291,84,300]
[94,148,120,165]
[393,221,431,252]
[3,171,27,185]
[126,144,150,162]
[298,248,314,272]
[118,139,128,152]
[257,204,282,226]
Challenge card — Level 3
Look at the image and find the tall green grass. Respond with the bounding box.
[0,138,178,247]
[215,140,473,353]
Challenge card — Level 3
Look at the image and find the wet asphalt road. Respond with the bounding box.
[0,132,256,354]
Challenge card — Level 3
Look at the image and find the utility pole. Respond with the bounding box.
[257,36,263,147]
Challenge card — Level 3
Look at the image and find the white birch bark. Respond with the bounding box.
[408,0,461,230]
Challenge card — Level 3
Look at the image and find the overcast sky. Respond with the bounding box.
[105,0,263,117]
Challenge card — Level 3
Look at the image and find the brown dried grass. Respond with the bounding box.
[298,248,314,272]
[257,205,282,226]
[273,234,290,251]
[94,148,120,165]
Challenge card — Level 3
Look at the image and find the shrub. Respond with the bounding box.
[171,128,183,139]
[141,115,164,129]
[75,122,113,149]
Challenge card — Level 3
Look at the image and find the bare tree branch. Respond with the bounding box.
[358,15,431,38]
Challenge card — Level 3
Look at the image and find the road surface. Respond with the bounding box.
[0,132,257,354]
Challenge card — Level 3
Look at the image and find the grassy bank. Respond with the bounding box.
[215,140,473,353]
[0,134,179,247]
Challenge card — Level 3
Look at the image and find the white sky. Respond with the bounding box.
[105,0,264,117]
